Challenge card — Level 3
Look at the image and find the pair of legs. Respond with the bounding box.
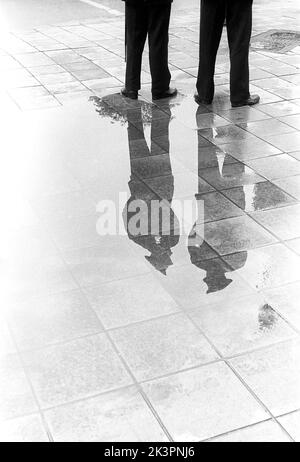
[196,0,253,104]
[125,3,171,97]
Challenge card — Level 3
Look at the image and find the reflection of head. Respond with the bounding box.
[144,237,176,275]
[189,241,233,293]
[124,192,180,275]
[204,270,233,294]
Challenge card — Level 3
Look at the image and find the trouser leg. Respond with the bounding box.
[125,4,148,91]
[226,0,253,103]
[147,5,172,97]
[196,0,225,101]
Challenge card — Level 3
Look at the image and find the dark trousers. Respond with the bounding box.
[196,0,253,103]
[125,4,171,96]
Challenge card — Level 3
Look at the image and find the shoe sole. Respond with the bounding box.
[194,95,212,105]
[152,92,178,101]
[121,91,138,100]
[231,100,260,108]
[121,95,138,100]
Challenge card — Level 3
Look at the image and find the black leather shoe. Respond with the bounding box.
[194,93,212,105]
[231,94,260,108]
[121,88,138,100]
[152,87,178,100]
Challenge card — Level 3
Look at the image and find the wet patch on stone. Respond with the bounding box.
[251,30,300,53]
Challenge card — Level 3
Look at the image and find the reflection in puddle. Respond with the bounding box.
[92,94,272,304]
[92,93,251,295]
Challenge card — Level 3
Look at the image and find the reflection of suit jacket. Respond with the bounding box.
[124,177,180,274]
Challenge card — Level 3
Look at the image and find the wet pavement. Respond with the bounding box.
[0,0,300,443]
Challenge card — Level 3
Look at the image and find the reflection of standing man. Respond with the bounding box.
[188,108,248,294]
[121,0,177,101]
[195,0,260,107]
[123,103,180,275]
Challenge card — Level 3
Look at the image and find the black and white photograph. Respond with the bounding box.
[0,0,300,444]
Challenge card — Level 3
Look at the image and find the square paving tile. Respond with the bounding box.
[31,189,97,223]
[203,215,277,255]
[48,213,108,251]
[29,64,65,76]
[246,154,300,180]
[15,52,55,67]
[230,340,300,416]
[196,146,237,170]
[37,72,76,86]
[45,387,167,442]
[217,107,272,124]
[199,163,265,190]
[279,114,300,131]
[63,237,155,287]
[250,203,300,240]
[0,55,22,70]
[0,225,57,262]
[199,125,254,146]
[110,313,218,381]
[199,191,245,222]
[2,69,40,89]
[274,176,300,200]
[0,414,49,442]
[145,172,214,201]
[8,85,50,101]
[257,101,300,117]
[190,293,296,357]
[45,81,86,94]
[1,255,77,299]
[142,362,268,441]
[209,420,291,442]
[255,82,300,101]
[22,333,132,408]
[249,85,283,104]
[0,319,16,359]
[288,151,300,161]
[11,93,60,110]
[170,147,233,178]
[260,132,300,152]
[278,411,300,442]
[26,163,81,197]
[83,274,179,329]
[239,119,294,137]
[222,181,296,212]
[263,282,300,331]
[124,138,165,159]
[0,354,38,420]
[83,77,122,90]
[45,50,84,64]
[131,154,183,180]
[7,289,103,351]
[282,74,300,85]
[195,113,230,130]
[71,68,110,81]
[224,244,300,291]
[221,138,282,161]
[285,238,300,255]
